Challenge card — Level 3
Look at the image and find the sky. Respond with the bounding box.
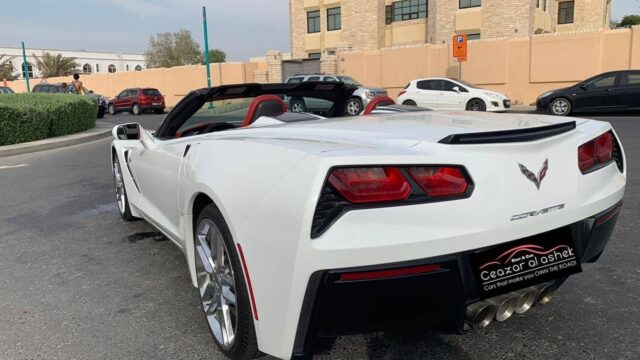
[0,0,637,61]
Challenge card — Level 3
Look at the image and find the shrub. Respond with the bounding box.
[0,93,98,146]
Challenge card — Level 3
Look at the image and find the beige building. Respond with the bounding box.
[290,0,612,59]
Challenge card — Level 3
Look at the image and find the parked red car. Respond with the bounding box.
[108,88,165,115]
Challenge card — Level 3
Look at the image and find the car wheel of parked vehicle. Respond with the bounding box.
[466,99,487,112]
[97,107,105,119]
[402,100,417,106]
[195,204,260,360]
[290,98,307,113]
[549,98,572,116]
[108,104,116,115]
[346,98,363,116]
[112,153,135,221]
[132,104,141,115]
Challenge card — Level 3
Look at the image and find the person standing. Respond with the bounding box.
[71,73,85,95]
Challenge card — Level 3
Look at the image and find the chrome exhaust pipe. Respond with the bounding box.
[536,283,556,305]
[489,295,517,322]
[514,289,538,314]
[465,302,496,329]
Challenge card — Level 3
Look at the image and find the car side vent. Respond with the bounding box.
[311,186,350,239]
[439,121,576,145]
[612,133,624,173]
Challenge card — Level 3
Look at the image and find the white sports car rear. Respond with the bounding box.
[110,83,625,360]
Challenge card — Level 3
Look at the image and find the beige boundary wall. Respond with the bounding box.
[338,27,640,105]
[5,62,264,107]
[6,27,640,107]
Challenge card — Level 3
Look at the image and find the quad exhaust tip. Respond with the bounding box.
[465,282,556,329]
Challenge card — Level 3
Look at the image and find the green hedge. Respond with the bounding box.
[0,93,98,146]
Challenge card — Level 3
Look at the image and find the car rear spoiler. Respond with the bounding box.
[438,121,576,145]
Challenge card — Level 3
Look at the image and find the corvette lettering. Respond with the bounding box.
[511,204,565,221]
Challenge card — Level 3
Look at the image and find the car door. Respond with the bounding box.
[437,80,468,110]
[613,71,640,110]
[114,90,128,109]
[414,80,441,109]
[572,73,618,112]
[304,76,324,111]
[128,136,187,243]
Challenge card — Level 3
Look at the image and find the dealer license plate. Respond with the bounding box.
[470,235,581,299]
[153,103,162,106]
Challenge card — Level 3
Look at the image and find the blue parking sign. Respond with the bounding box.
[457,36,464,43]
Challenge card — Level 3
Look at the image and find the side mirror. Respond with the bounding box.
[113,123,141,140]
[579,84,589,91]
[452,86,461,93]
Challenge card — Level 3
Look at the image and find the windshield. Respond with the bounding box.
[337,76,361,86]
[455,79,479,89]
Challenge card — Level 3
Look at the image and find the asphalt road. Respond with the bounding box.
[0,113,638,360]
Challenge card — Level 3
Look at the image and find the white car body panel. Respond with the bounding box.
[111,110,625,359]
[398,77,511,112]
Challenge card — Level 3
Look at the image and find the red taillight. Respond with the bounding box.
[578,131,614,173]
[407,166,468,197]
[339,263,441,281]
[398,90,407,97]
[328,167,411,203]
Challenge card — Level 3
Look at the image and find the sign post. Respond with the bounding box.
[452,34,468,80]
[21,42,30,93]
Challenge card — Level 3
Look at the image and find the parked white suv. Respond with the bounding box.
[285,74,388,115]
[397,78,511,112]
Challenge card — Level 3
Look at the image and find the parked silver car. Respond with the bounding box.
[285,73,387,115]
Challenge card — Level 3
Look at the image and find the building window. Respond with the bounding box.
[558,1,574,24]
[126,64,130,71]
[82,63,92,74]
[22,63,34,78]
[327,7,341,31]
[308,52,321,60]
[108,64,116,73]
[307,10,320,33]
[135,65,142,71]
[543,0,547,11]
[385,5,393,24]
[459,0,481,9]
[467,33,481,40]
[392,0,428,22]
[96,64,100,73]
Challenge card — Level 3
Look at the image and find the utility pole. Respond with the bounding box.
[21,42,30,93]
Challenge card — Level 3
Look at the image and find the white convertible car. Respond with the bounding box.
[111,82,626,360]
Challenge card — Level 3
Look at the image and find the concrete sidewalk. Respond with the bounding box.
[509,105,536,113]
[0,121,113,158]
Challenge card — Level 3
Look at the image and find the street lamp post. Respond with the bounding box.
[202,6,212,90]
[21,42,30,93]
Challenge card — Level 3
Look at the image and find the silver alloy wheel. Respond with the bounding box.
[291,102,304,113]
[108,104,116,115]
[112,157,126,214]
[468,100,484,111]
[551,99,570,115]
[133,104,140,115]
[195,219,238,350]
[347,99,361,115]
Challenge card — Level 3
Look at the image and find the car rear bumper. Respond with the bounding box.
[140,103,165,110]
[291,202,622,358]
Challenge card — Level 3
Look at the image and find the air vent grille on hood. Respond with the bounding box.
[438,121,576,145]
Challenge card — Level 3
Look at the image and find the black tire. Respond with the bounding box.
[466,98,487,112]
[346,97,364,116]
[290,98,307,113]
[97,107,105,119]
[549,97,572,116]
[132,103,141,115]
[112,153,136,221]
[108,104,116,115]
[154,108,164,115]
[195,204,260,360]
[402,100,417,106]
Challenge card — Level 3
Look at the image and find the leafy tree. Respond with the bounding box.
[145,29,202,68]
[619,15,640,28]
[0,54,17,80]
[32,52,79,78]
[201,49,227,64]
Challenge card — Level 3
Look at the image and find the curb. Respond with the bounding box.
[0,121,113,158]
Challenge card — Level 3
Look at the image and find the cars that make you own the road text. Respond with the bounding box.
[110,82,625,360]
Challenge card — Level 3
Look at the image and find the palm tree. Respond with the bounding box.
[32,52,79,78]
[0,54,16,80]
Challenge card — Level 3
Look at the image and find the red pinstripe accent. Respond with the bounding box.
[236,243,259,320]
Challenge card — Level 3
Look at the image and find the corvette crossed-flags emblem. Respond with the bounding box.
[518,159,549,190]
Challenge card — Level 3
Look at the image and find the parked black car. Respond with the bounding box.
[32,83,107,118]
[0,86,15,94]
[537,70,640,116]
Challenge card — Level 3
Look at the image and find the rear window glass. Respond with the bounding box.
[143,89,161,96]
[287,77,304,83]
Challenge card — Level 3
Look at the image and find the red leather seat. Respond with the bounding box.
[242,95,288,127]
[363,96,396,115]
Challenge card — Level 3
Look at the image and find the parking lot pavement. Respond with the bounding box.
[0,115,638,359]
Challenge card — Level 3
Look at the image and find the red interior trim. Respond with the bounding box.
[236,243,259,320]
[242,95,287,127]
[363,96,396,115]
[339,263,441,282]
